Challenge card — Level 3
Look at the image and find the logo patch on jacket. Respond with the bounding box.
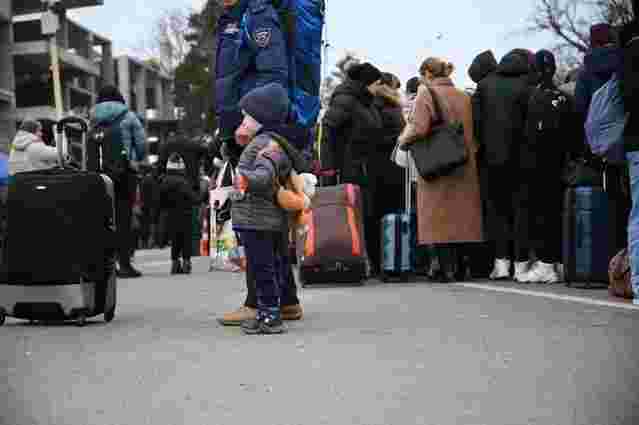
[253,28,272,48]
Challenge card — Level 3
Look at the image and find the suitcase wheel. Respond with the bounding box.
[0,308,5,326]
[104,307,115,323]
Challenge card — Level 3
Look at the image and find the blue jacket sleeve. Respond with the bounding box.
[128,112,146,161]
[244,1,289,89]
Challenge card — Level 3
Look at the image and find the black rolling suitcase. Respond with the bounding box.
[0,117,117,326]
[562,186,610,287]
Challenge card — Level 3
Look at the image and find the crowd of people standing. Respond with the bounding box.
[320,21,636,292]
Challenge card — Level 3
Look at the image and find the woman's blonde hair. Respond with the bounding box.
[419,57,455,79]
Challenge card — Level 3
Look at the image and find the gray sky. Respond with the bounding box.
[70,0,560,89]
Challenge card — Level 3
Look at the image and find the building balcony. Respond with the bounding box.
[13,40,101,76]
[0,1,11,23]
[14,0,103,16]
[13,14,110,77]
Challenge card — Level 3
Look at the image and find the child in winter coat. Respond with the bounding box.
[159,153,199,275]
[230,83,300,335]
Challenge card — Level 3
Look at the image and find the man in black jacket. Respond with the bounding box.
[159,153,200,274]
[517,50,572,283]
[468,50,498,279]
[473,48,535,281]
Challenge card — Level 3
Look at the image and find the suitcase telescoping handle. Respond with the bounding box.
[55,117,89,171]
[405,156,413,213]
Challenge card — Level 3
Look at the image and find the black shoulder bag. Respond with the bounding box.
[405,86,468,181]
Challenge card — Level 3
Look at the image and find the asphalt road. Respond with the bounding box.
[1,249,638,425]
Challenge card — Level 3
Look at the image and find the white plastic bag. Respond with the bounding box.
[209,218,242,273]
[391,141,410,168]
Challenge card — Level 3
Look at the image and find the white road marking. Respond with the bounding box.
[137,261,172,268]
[456,282,639,311]
[133,249,170,258]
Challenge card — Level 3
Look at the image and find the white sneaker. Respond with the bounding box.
[489,258,511,280]
[514,261,531,283]
[522,261,560,284]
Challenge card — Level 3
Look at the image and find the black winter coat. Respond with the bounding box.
[140,173,161,214]
[159,170,199,214]
[157,135,208,191]
[373,90,406,160]
[621,22,639,153]
[322,79,382,185]
[472,49,534,167]
[521,82,574,171]
[468,50,498,148]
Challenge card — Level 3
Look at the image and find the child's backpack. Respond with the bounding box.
[277,0,325,128]
[585,74,628,165]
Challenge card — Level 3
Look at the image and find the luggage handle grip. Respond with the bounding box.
[54,117,89,171]
[56,117,89,133]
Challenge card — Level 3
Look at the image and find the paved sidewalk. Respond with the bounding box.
[0,250,637,425]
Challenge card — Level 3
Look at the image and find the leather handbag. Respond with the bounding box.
[403,86,468,181]
[609,248,634,299]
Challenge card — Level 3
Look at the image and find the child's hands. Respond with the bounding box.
[300,173,318,199]
[277,186,306,212]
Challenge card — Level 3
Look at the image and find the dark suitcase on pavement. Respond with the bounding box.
[562,186,610,286]
[380,162,416,281]
[0,117,117,326]
[297,183,368,285]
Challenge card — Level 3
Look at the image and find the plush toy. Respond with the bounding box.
[276,170,318,248]
[276,170,317,213]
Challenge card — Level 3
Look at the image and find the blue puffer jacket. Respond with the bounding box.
[215,1,250,137]
[240,0,290,93]
[92,101,146,162]
[215,0,290,138]
[575,47,622,123]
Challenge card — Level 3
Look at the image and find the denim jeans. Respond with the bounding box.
[626,152,639,299]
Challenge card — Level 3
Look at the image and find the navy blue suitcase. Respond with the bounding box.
[380,160,416,281]
[562,186,610,286]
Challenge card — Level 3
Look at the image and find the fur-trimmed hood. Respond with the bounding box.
[375,85,402,107]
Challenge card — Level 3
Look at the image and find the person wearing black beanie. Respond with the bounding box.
[347,62,383,88]
[516,49,574,283]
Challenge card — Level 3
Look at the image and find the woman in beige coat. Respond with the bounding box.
[398,57,483,281]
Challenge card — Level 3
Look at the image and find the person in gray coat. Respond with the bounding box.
[230,83,295,335]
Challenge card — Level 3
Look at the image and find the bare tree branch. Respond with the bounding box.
[525,0,634,65]
[134,8,192,77]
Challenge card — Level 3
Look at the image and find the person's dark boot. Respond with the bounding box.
[171,260,182,275]
[182,259,192,275]
[118,264,142,278]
